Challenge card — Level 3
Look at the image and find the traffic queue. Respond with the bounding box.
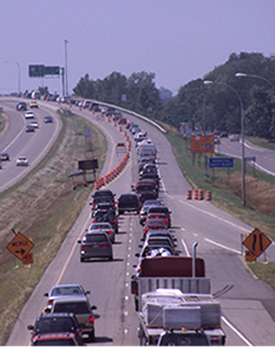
[26,109,225,346]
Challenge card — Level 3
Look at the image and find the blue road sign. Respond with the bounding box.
[209,158,234,168]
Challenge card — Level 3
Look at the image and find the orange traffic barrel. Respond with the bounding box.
[107,117,110,123]
[199,190,204,200]
[193,189,198,200]
[205,191,212,201]
[113,121,116,127]
[186,190,192,200]
[119,126,122,132]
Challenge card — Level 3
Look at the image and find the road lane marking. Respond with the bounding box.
[204,238,241,254]
[181,238,190,257]
[221,316,253,346]
[175,196,251,233]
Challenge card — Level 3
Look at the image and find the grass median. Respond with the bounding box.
[0,111,107,345]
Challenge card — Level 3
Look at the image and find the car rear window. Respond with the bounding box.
[120,195,138,202]
[53,302,90,314]
[52,287,82,296]
[32,338,75,347]
[38,317,75,333]
[85,234,108,242]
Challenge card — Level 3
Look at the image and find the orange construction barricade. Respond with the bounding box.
[186,190,192,200]
[193,189,198,200]
[205,191,212,201]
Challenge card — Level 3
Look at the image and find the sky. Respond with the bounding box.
[1,0,275,96]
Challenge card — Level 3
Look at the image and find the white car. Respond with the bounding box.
[30,121,39,128]
[16,156,28,166]
[25,111,34,119]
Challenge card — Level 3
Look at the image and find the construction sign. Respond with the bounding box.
[242,228,272,258]
[6,232,34,261]
[191,135,214,153]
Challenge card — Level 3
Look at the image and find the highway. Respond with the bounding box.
[4,99,275,345]
[216,136,275,176]
[0,98,62,192]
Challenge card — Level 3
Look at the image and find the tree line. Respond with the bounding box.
[73,52,275,140]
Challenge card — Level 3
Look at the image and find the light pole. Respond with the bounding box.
[204,80,246,206]
[64,39,69,97]
[235,72,275,88]
[5,60,21,95]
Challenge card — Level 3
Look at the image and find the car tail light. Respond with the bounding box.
[81,245,93,248]
[89,316,94,323]
[99,243,111,247]
[107,231,113,235]
[113,218,117,223]
[47,299,54,305]
[210,336,221,345]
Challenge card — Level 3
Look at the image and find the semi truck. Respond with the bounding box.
[138,288,226,346]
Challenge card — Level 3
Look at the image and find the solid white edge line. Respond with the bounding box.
[181,238,190,257]
[204,238,241,254]
[221,316,253,346]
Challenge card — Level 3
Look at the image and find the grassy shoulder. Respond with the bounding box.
[0,111,107,345]
[160,123,275,291]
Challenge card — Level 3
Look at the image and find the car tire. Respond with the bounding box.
[88,330,95,342]
[80,257,85,263]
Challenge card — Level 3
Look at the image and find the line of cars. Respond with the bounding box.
[27,283,97,345]
[0,102,54,169]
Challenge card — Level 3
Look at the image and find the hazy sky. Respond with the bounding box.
[1,0,275,96]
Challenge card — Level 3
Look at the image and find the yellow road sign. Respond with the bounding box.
[6,232,34,261]
[242,228,272,257]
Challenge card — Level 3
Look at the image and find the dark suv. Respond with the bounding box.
[16,102,27,111]
[27,312,83,345]
[117,193,141,215]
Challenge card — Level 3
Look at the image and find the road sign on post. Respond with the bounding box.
[242,228,272,258]
[6,232,34,261]
[209,158,234,168]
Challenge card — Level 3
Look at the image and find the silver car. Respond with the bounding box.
[44,284,90,305]
[78,231,113,262]
[88,222,115,243]
[16,156,28,166]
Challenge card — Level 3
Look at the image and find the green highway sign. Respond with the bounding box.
[44,66,60,76]
[29,65,60,77]
[29,65,44,77]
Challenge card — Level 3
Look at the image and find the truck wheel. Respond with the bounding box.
[108,255,113,261]
[80,257,85,263]
[135,298,139,311]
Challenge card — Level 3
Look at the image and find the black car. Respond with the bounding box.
[117,193,141,215]
[25,125,35,132]
[27,312,83,345]
[16,102,27,111]
[0,152,10,161]
[44,116,53,123]
[92,208,118,233]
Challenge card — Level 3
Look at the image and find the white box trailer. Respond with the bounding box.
[138,289,226,346]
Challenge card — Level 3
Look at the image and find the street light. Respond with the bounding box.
[235,72,275,88]
[5,60,21,95]
[204,80,246,206]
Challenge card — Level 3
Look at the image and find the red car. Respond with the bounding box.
[118,117,127,124]
[145,212,169,227]
[143,219,167,235]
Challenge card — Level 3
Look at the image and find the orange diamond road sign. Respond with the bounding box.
[6,232,34,261]
[242,228,272,258]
